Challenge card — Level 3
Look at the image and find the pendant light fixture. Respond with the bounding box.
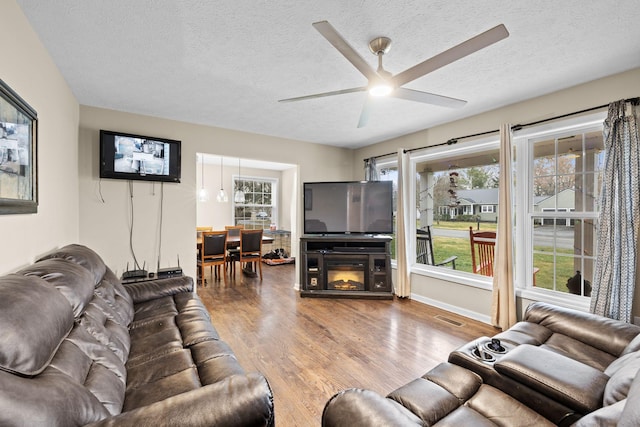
[234,157,245,203]
[216,156,228,202]
[197,154,209,202]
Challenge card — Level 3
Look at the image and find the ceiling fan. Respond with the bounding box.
[279,21,509,128]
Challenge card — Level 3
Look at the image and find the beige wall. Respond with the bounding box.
[355,67,640,322]
[79,106,352,279]
[0,1,80,273]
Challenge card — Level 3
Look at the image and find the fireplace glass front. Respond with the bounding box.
[326,258,366,291]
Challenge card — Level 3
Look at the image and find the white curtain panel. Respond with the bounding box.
[491,124,517,330]
[395,149,412,298]
[591,100,640,322]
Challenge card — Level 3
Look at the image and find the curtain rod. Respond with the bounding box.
[365,96,639,161]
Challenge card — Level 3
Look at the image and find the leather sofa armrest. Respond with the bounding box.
[322,388,422,427]
[84,372,273,427]
[124,276,194,303]
[494,344,608,414]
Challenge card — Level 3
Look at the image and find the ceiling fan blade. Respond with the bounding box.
[392,88,467,108]
[312,21,379,81]
[357,98,374,128]
[279,86,366,103]
[393,24,509,87]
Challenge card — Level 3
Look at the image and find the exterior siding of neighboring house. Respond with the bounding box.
[440,188,500,222]
[534,188,576,225]
[438,187,577,223]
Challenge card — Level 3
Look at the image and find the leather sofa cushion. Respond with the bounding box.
[0,274,74,376]
[462,384,554,426]
[495,344,609,414]
[541,333,617,372]
[524,302,640,357]
[19,258,95,318]
[125,276,194,304]
[494,320,553,346]
[38,244,107,286]
[386,363,481,425]
[324,388,423,426]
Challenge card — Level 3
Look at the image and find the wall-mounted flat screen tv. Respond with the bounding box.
[99,129,181,183]
[303,181,393,234]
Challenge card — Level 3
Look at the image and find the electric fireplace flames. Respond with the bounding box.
[326,261,365,291]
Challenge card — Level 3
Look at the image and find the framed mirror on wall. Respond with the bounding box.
[0,79,38,214]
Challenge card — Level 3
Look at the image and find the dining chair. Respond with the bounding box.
[197,230,228,286]
[416,226,457,268]
[196,226,213,262]
[239,229,264,280]
[225,225,244,275]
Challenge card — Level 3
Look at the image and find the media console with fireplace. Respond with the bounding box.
[300,235,392,299]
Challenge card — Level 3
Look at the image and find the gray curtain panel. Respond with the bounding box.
[591,100,640,322]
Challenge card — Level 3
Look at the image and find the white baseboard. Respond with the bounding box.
[410,293,492,326]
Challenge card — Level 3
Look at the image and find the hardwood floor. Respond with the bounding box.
[196,263,498,426]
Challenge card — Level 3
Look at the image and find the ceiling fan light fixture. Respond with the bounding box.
[369,82,393,97]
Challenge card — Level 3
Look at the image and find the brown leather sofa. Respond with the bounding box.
[0,244,274,426]
[322,302,640,426]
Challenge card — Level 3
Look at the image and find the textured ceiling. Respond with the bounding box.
[15,1,640,149]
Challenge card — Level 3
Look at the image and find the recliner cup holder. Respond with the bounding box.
[471,346,496,362]
[469,338,507,362]
[483,339,507,354]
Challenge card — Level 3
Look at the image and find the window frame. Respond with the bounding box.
[410,135,499,289]
[375,158,398,262]
[514,112,606,310]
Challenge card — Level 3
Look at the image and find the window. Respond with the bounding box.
[413,138,500,274]
[523,126,604,297]
[233,177,277,230]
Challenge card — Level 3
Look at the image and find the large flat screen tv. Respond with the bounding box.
[99,129,181,183]
[304,181,393,234]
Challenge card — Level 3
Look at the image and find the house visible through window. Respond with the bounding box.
[233,177,277,230]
